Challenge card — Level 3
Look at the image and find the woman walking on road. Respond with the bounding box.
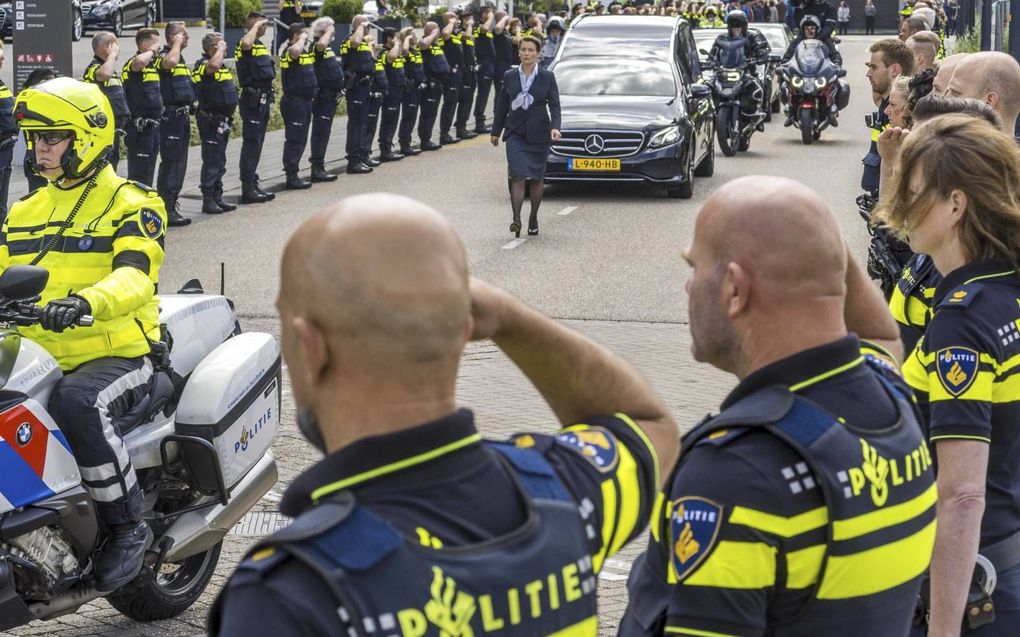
[490,36,561,238]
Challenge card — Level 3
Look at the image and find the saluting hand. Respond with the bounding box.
[468,278,507,341]
[877,126,908,163]
[109,41,120,59]
[551,129,561,142]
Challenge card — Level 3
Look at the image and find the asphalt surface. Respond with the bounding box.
[3,33,895,637]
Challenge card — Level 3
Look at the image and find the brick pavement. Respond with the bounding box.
[3,317,734,637]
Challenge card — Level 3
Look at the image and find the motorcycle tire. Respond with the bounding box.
[108,540,222,621]
[738,135,751,152]
[717,108,737,157]
[800,109,814,145]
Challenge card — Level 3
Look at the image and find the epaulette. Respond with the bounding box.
[684,386,796,449]
[936,282,982,310]
[125,179,159,195]
[896,254,937,298]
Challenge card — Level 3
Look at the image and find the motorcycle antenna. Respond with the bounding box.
[220,262,225,297]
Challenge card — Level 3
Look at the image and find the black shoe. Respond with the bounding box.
[528,218,539,235]
[379,151,405,162]
[168,206,191,227]
[347,162,374,174]
[756,121,765,132]
[364,157,381,167]
[285,174,313,190]
[214,195,238,212]
[202,196,225,214]
[95,520,153,593]
[421,140,442,151]
[475,123,491,134]
[310,165,338,182]
[254,184,276,201]
[784,115,794,127]
[400,144,423,156]
[457,127,478,139]
[828,114,839,127]
[241,184,270,204]
[440,133,459,145]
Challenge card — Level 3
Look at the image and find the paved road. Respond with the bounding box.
[5,35,885,637]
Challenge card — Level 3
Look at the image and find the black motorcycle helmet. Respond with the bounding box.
[726,9,748,33]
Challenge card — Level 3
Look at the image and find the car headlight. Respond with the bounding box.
[790,75,804,88]
[815,77,828,89]
[648,125,681,149]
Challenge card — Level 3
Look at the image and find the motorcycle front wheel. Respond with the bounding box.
[800,108,814,145]
[108,540,222,621]
[717,107,738,157]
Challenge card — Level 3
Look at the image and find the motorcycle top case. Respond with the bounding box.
[174,333,281,490]
[0,397,81,515]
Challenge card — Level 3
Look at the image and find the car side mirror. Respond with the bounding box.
[837,68,847,77]
[698,48,709,56]
[0,265,49,301]
[690,83,712,98]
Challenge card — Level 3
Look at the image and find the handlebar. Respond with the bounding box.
[0,301,93,330]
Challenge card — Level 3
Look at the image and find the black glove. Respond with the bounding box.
[40,295,91,333]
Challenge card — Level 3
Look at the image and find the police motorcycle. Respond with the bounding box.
[0,264,280,630]
[779,39,848,145]
[700,13,766,157]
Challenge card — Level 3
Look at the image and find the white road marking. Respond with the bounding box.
[557,206,578,216]
[599,557,633,581]
[501,238,528,250]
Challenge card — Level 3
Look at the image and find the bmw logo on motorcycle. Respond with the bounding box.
[15,422,32,446]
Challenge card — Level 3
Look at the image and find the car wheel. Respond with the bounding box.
[111,10,123,37]
[72,8,83,41]
[668,144,695,199]
[693,136,714,177]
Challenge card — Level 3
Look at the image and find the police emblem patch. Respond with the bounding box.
[15,422,32,447]
[555,427,619,473]
[77,235,94,251]
[936,347,979,397]
[139,208,163,239]
[669,496,723,582]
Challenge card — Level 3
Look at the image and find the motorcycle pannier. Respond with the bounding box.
[174,333,281,490]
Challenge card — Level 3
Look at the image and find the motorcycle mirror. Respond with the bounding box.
[0,265,48,301]
[691,83,712,98]
[698,48,709,56]
[837,68,847,78]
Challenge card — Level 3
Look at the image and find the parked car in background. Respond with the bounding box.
[547,16,715,199]
[300,0,323,24]
[0,0,83,41]
[82,0,155,37]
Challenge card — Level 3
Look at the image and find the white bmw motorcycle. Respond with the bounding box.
[0,264,280,630]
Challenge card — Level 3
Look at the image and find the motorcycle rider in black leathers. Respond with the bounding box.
[792,0,837,40]
[709,11,767,131]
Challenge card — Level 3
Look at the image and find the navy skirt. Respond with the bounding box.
[506,134,550,180]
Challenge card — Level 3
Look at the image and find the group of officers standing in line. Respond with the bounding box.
[74,5,523,228]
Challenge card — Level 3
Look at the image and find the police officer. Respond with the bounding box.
[208,193,679,636]
[235,11,276,204]
[280,23,316,190]
[192,32,239,214]
[620,175,932,636]
[418,21,450,152]
[491,10,513,109]
[20,67,58,195]
[122,28,162,188]
[9,77,167,593]
[276,0,302,55]
[397,27,424,157]
[308,16,342,183]
[360,34,387,166]
[454,11,479,141]
[155,22,195,227]
[340,15,375,174]
[439,11,464,145]
[377,28,405,162]
[862,38,912,196]
[0,42,16,224]
[472,6,498,134]
[83,32,129,174]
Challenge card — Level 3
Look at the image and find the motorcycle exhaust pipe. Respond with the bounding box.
[28,585,105,622]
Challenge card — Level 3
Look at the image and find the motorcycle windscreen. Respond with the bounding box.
[716,38,750,70]
[0,398,81,515]
[794,41,827,76]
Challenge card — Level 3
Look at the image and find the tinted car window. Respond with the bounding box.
[752,26,791,51]
[555,59,677,97]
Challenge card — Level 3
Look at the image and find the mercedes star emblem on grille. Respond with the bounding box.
[584,134,606,154]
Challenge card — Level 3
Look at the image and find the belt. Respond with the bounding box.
[165,105,191,117]
[982,527,1020,574]
[133,117,160,129]
[242,86,273,96]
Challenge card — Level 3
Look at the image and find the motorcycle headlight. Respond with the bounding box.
[790,75,804,88]
[815,77,828,89]
[648,125,681,149]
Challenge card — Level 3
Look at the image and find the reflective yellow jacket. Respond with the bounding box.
[0,166,167,370]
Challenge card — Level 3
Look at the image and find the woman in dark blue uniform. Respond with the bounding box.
[879,114,1020,637]
[490,36,560,238]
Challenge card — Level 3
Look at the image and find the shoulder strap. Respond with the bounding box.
[487,441,573,503]
[683,385,797,447]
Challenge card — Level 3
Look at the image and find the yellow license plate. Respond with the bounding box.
[301,11,317,17]
[568,157,620,171]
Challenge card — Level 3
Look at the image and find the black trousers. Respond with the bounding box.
[474,59,494,125]
[399,84,421,147]
[418,78,443,143]
[309,90,341,166]
[0,142,13,225]
[280,94,313,175]
[49,356,153,526]
[362,90,384,158]
[378,85,403,152]
[865,15,875,34]
[238,90,271,185]
[456,66,477,130]
[439,67,462,136]
[125,120,159,186]
[345,80,371,162]
[197,110,231,195]
[156,109,190,209]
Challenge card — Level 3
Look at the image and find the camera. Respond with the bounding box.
[864,113,876,129]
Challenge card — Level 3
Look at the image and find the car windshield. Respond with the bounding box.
[752,27,790,51]
[554,58,676,97]
[694,29,725,55]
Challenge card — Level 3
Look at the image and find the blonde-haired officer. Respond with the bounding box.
[7,77,166,593]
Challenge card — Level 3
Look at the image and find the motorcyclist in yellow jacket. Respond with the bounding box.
[4,77,166,593]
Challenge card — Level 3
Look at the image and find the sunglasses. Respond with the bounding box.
[30,130,74,145]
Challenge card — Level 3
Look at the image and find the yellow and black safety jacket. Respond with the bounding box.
[121,54,163,119]
[382,47,405,90]
[340,37,375,77]
[890,253,941,355]
[83,56,131,125]
[234,40,275,90]
[621,337,935,636]
[279,0,300,24]
[280,45,317,98]
[192,55,239,117]
[0,166,167,370]
[443,31,465,69]
[155,45,196,106]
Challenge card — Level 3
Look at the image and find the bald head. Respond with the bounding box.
[280,194,470,370]
[933,53,966,95]
[906,32,938,71]
[948,52,1020,131]
[443,11,457,21]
